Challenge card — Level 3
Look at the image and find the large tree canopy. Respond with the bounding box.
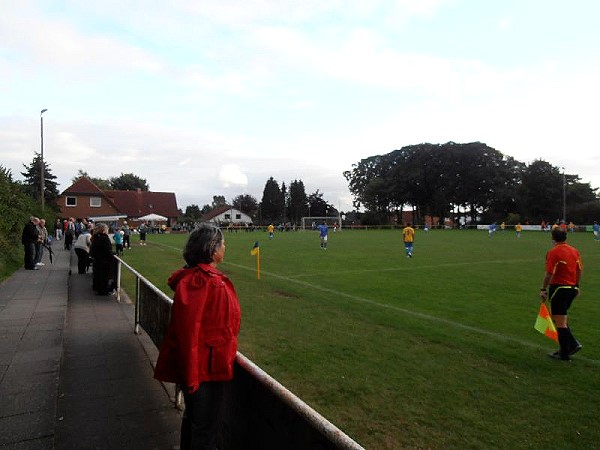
[344,142,599,223]
[110,173,149,191]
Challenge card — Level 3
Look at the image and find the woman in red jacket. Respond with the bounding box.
[154,224,241,450]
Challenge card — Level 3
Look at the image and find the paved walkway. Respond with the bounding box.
[0,245,181,449]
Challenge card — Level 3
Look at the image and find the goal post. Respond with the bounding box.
[300,216,342,231]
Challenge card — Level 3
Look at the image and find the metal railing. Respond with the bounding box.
[113,255,365,450]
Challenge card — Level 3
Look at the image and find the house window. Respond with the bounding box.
[90,197,102,208]
[66,196,77,207]
[235,214,241,220]
[224,214,231,220]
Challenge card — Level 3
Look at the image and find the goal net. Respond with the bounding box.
[300,216,342,231]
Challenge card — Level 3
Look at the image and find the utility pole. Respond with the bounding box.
[562,167,566,223]
[40,109,48,211]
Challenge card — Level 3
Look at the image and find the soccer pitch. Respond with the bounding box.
[122,229,600,449]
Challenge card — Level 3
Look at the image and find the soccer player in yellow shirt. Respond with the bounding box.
[402,223,415,258]
[267,223,275,240]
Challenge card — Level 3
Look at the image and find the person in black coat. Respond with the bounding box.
[89,223,114,295]
[21,216,40,270]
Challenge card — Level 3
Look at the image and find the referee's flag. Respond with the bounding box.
[534,303,558,342]
[250,241,260,279]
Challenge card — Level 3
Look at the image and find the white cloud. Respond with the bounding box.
[219,165,249,188]
[0,5,162,76]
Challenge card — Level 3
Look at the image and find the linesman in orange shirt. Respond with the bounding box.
[540,228,583,361]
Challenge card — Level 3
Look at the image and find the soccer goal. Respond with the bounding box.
[300,216,342,231]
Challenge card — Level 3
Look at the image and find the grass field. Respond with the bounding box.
[119,229,600,449]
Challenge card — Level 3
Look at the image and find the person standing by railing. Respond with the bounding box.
[154,224,241,450]
[90,223,114,296]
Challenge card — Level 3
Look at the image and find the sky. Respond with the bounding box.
[2,0,600,213]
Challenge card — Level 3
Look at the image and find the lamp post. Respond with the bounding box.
[562,167,566,223]
[40,109,48,212]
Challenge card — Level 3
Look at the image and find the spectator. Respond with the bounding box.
[154,224,241,450]
[21,216,40,270]
[34,218,48,267]
[90,223,114,295]
[113,227,124,256]
[122,220,131,249]
[74,227,92,274]
[54,218,63,240]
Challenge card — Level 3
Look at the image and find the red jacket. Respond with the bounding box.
[154,264,241,392]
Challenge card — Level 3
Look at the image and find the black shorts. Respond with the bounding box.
[549,285,578,315]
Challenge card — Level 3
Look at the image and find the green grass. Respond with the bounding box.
[0,236,23,284]
[119,230,600,449]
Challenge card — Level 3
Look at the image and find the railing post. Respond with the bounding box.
[134,277,141,335]
[175,386,184,410]
[116,259,122,303]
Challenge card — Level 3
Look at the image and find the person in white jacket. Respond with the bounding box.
[74,226,92,274]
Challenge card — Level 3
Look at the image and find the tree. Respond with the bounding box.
[110,173,149,191]
[517,160,563,222]
[211,195,227,209]
[281,182,288,222]
[232,194,259,220]
[345,142,528,224]
[307,190,334,217]
[184,204,202,220]
[20,152,59,208]
[72,170,111,190]
[260,177,284,224]
[287,180,308,224]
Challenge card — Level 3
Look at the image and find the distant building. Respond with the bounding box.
[201,205,253,225]
[57,177,179,226]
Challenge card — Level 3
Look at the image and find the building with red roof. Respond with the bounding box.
[57,177,179,226]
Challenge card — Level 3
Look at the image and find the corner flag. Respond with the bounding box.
[534,303,558,342]
[250,241,260,279]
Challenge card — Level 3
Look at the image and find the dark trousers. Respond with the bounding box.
[24,243,36,269]
[64,232,73,250]
[181,381,226,450]
[75,248,89,274]
[93,260,111,294]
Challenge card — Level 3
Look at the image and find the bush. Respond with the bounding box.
[0,166,55,282]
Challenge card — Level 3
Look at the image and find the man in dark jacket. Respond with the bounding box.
[22,216,40,270]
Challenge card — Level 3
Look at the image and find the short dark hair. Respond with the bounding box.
[551,228,567,243]
[183,224,224,266]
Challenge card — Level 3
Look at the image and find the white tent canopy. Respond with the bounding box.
[137,213,168,221]
[88,215,127,222]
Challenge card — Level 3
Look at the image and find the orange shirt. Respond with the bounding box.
[545,242,582,286]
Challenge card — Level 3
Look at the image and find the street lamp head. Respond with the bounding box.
[41,109,48,115]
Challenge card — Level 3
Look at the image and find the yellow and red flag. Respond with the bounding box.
[534,303,558,342]
[250,241,260,279]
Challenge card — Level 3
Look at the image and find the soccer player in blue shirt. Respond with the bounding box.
[317,222,328,250]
